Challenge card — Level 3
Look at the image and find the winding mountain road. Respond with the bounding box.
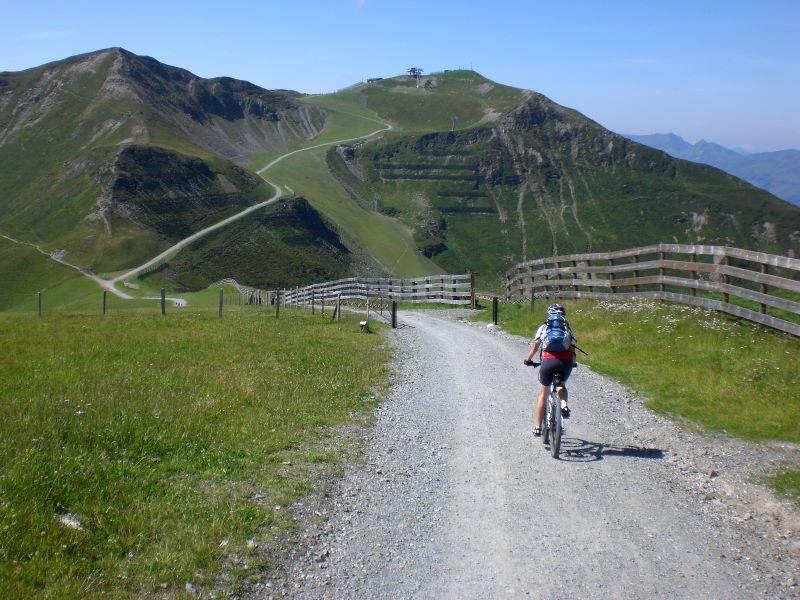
[13,115,393,300]
[255,311,800,599]
[103,117,393,294]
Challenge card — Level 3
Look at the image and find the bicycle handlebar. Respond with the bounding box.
[524,360,579,368]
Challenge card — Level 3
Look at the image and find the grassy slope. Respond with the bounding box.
[142,198,356,291]
[264,72,528,281]
[0,239,64,310]
[0,305,388,598]
[487,299,800,441]
[254,92,441,278]
[355,70,526,131]
[480,299,800,502]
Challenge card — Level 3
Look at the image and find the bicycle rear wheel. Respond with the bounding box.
[542,398,551,445]
[550,392,562,459]
[542,409,550,444]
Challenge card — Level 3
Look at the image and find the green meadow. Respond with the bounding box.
[0,303,388,598]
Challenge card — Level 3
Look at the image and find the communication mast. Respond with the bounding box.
[407,67,423,88]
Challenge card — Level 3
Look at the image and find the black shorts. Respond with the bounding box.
[539,358,574,387]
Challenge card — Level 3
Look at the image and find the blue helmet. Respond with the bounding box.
[547,303,565,316]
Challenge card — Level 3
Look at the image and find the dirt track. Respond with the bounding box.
[251,310,800,599]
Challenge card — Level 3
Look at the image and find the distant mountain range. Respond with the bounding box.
[625,134,800,206]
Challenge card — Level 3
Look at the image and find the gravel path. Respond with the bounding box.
[250,310,800,599]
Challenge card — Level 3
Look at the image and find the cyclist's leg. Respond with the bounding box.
[556,359,574,409]
[534,384,547,433]
[536,360,557,430]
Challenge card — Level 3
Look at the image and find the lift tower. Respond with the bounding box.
[407,67,423,88]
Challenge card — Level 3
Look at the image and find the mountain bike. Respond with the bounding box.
[524,361,569,459]
[541,372,564,459]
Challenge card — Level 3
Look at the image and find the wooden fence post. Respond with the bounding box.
[760,263,768,314]
[102,291,107,315]
[722,254,731,304]
[38,291,42,316]
[691,253,698,297]
[275,290,280,319]
[391,300,397,329]
[492,297,498,325]
[554,260,560,298]
[633,255,640,292]
[218,288,223,318]
[608,259,615,294]
[572,260,578,292]
[161,288,166,315]
[470,272,476,308]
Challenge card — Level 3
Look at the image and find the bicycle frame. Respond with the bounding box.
[541,372,564,459]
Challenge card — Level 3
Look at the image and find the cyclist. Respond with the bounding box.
[523,303,577,437]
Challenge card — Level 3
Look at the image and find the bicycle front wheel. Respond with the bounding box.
[542,398,552,445]
[550,393,562,459]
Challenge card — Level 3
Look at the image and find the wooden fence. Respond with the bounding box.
[282,274,475,306]
[212,274,475,308]
[505,244,800,336]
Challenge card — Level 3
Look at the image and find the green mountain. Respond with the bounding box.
[2,52,799,304]
[0,48,337,301]
[320,71,799,286]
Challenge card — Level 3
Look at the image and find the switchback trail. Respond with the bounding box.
[253,311,800,599]
[40,116,393,297]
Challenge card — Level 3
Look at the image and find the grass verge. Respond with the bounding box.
[767,470,800,507]
[0,305,388,598]
[480,298,800,500]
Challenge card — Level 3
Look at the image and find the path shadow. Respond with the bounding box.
[541,437,664,463]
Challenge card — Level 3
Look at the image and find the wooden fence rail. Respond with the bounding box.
[283,274,474,306]
[505,244,800,336]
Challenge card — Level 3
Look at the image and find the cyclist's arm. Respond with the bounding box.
[569,333,578,365]
[524,339,541,364]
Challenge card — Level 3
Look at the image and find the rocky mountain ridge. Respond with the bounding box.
[0,48,328,276]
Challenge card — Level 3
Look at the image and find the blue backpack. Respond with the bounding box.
[542,314,573,353]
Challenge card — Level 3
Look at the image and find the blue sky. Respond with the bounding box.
[2,0,798,152]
